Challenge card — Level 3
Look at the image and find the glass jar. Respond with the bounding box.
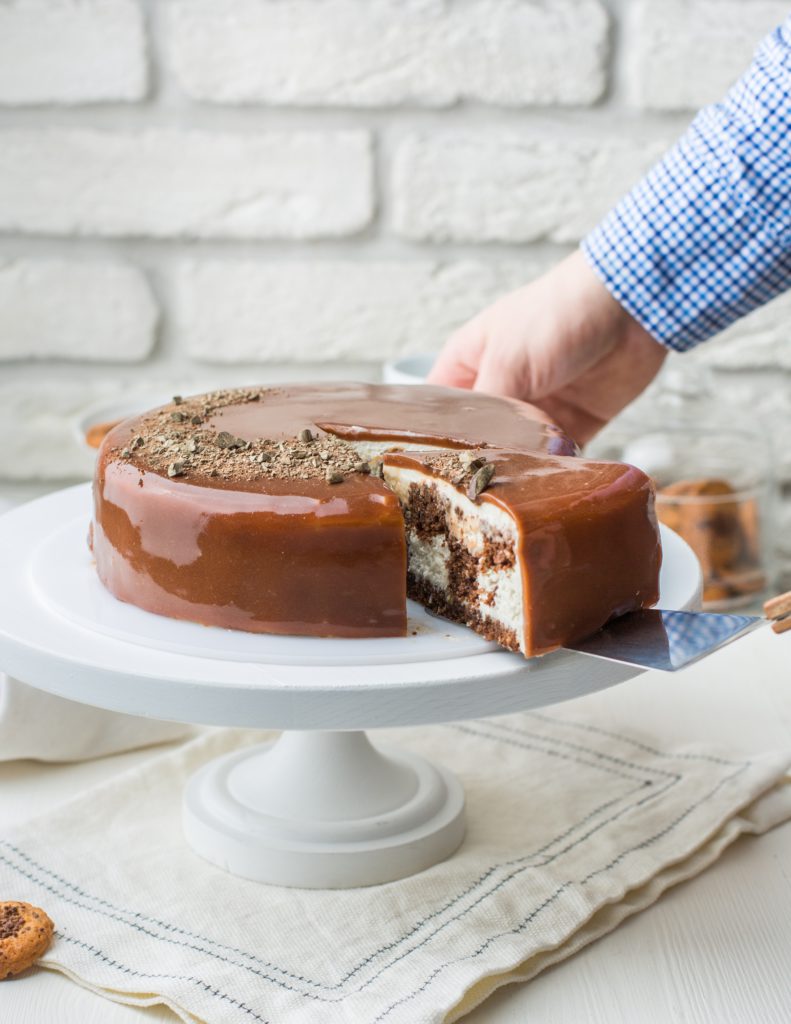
[587,364,775,610]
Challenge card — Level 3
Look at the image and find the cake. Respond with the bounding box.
[383,448,661,656]
[92,383,661,656]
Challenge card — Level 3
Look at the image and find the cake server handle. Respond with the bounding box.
[563,608,764,672]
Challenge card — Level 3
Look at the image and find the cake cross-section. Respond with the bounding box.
[382,448,660,657]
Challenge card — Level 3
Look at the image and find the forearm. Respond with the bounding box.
[582,15,791,352]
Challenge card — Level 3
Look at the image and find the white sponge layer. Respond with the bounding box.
[383,464,525,653]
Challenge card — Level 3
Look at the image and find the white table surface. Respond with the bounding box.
[1,482,790,1022]
[0,627,789,1023]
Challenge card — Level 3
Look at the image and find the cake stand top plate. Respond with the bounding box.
[0,485,700,730]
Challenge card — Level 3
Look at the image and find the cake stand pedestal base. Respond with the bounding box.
[183,730,466,888]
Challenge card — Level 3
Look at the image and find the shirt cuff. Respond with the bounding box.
[581,19,791,353]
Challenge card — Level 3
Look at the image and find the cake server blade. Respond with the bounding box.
[564,608,763,672]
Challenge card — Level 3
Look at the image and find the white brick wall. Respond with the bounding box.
[174,259,541,362]
[627,1,790,111]
[392,132,667,243]
[0,130,373,238]
[0,0,147,104]
[0,260,157,360]
[693,291,791,372]
[1,0,790,577]
[167,0,609,107]
[0,378,113,481]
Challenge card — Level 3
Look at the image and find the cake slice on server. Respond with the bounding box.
[382,448,662,657]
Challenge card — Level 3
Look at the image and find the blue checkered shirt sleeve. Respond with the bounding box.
[581,15,791,352]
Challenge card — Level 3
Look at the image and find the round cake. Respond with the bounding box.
[92,383,661,655]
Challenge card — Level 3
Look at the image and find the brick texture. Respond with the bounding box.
[695,292,791,371]
[174,259,547,362]
[392,132,667,243]
[0,0,147,104]
[0,260,157,361]
[628,0,788,111]
[168,0,608,107]
[0,130,373,239]
[0,378,113,480]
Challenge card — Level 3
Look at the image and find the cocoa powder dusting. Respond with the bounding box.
[107,388,371,485]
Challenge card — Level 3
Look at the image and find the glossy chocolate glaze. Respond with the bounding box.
[383,448,662,655]
[92,383,656,647]
[206,382,576,455]
[93,445,407,639]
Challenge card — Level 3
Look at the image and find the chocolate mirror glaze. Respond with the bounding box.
[92,383,653,646]
[93,460,407,638]
[383,449,662,655]
[206,382,578,457]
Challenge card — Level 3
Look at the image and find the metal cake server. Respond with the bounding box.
[564,608,764,672]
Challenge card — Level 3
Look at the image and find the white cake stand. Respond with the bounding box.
[0,485,701,889]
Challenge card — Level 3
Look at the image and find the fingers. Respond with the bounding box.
[533,395,607,446]
[427,253,645,439]
[473,345,527,399]
[426,318,487,389]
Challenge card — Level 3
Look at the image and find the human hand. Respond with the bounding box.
[428,250,667,444]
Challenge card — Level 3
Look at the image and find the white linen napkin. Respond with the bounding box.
[0,674,193,762]
[1,683,789,1024]
[0,496,192,762]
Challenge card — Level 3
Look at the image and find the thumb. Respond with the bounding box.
[427,318,486,389]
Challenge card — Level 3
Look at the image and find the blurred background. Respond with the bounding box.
[1,0,790,589]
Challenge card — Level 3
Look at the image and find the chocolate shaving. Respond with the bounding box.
[467,463,496,501]
[216,431,246,450]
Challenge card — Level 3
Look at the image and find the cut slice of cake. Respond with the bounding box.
[382,448,662,657]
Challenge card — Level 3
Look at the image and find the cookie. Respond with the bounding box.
[656,477,763,602]
[0,901,54,980]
